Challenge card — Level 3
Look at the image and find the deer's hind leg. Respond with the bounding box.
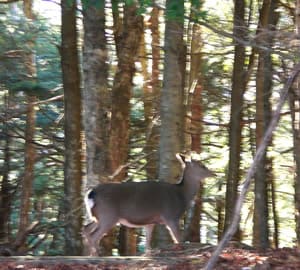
[82,221,99,256]
[85,217,118,256]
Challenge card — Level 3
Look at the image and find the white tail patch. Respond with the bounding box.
[85,190,97,222]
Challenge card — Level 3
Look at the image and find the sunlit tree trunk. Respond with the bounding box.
[82,0,110,185]
[154,0,185,248]
[61,0,83,255]
[159,0,185,189]
[141,6,160,181]
[82,0,111,256]
[224,0,246,240]
[108,1,143,256]
[108,3,143,182]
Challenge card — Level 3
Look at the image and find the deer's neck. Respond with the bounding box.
[181,172,201,208]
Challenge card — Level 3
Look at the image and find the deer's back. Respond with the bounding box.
[91,181,186,224]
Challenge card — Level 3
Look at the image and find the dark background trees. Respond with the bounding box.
[0,0,299,257]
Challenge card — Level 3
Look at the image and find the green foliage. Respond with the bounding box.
[131,86,145,123]
[33,175,49,197]
[0,2,65,255]
[10,81,47,96]
[165,0,184,22]
[81,0,105,11]
[0,4,61,95]
[136,0,153,15]
[125,0,135,5]
[35,29,62,90]
[36,107,61,127]
[190,0,207,21]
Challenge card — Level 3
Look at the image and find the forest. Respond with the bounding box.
[1,0,300,269]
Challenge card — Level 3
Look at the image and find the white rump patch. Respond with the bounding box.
[85,190,96,221]
[86,197,95,209]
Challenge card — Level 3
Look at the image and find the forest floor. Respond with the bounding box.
[0,243,300,269]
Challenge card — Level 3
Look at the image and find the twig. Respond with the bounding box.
[204,62,300,270]
[108,152,153,181]
[33,94,64,105]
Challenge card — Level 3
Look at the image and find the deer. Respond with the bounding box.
[83,153,214,256]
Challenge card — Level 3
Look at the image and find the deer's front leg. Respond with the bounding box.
[144,224,155,251]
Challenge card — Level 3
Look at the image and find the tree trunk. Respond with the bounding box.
[184,18,204,243]
[253,0,278,250]
[0,94,13,243]
[224,0,246,240]
[154,0,185,248]
[81,0,111,256]
[270,169,279,248]
[61,0,83,255]
[292,0,300,248]
[82,1,110,185]
[14,0,37,253]
[290,83,300,247]
[142,6,160,181]
[108,2,143,256]
[14,96,36,253]
[159,0,185,185]
[108,2,143,182]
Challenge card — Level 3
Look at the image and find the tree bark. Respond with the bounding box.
[270,169,279,248]
[61,0,83,255]
[224,0,246,240]
[108,2,143,182]
[14,96,36,252]
[142,6,160,181]
[291,0,300,247]
[253,0,278,250]
[184,17,204,243]
[108,2,143,256]
[14,0,37,253]
[82,0,110,185]
[0,95,12,242]
[159,0,185,184]
[154,0,185,248]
